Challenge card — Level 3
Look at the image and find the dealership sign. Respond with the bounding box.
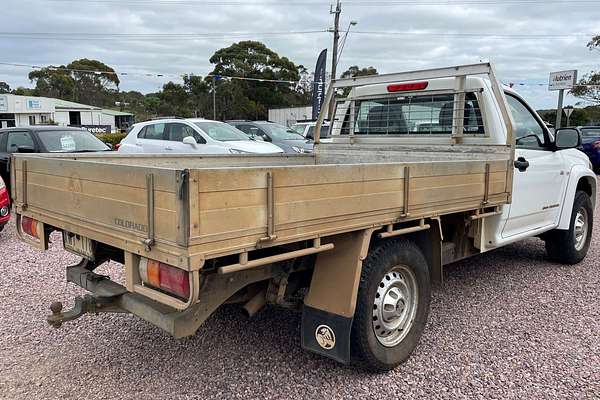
[548,70,578,91]
[69,124,112,134]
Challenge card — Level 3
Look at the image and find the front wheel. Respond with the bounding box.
[351,239,431,372]
[545,190,594,264]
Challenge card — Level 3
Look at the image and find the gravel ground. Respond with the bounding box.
[0,193,598,400]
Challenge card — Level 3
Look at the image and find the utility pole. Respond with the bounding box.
[327,0,341,120]
[213,76,217,120]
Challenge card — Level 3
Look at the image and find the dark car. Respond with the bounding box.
[227,121,313,154]
[578,126,600,174]
[0,126,111,193]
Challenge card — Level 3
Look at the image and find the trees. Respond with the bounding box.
[183,74,211,117]
[341,65,378,79]
[67,59,119,106]
[538,107,590,127]
[571,35,600,104]
[208,41,308,119]
[28,66,76,100]
[0,82,10,94]
[12,42,313,121]
[28,59,118,106]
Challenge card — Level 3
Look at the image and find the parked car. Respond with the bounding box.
[118,118,284,155]
[578,126,600,173]
[290,121,333,143]
[226,121,313,154]
[0,126,111,193]
[0,175,9,233]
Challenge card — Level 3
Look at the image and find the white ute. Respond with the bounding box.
[118,118,284,154]
[12,64,596,372]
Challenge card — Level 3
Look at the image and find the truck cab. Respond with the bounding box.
[323,74,595,262]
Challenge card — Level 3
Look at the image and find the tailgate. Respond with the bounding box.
[11,155,188,261]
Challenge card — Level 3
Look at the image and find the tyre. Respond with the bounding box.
[545,190,594,265]
[351,239,431,372]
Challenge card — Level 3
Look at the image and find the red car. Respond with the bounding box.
[0,175,9,233]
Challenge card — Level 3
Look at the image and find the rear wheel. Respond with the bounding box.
[545,190,593,264]
[351,239,430,372]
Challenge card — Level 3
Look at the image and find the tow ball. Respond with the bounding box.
[47,294,123,328]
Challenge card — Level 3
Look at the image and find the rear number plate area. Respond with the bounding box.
[63,231,95,260]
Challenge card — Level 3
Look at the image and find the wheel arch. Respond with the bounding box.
[558,168,597,230]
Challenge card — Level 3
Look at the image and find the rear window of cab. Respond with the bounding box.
[340,92,484,136]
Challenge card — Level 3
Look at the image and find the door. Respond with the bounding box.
[502,94,568,238]
[1,131,36,194]
[69,111,81,126]
[164,123,207,153]
[136,123,167,153]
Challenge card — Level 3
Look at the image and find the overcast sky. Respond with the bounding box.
[1,0,599,109]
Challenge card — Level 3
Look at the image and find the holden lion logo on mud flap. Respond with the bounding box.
[315,325,336,350]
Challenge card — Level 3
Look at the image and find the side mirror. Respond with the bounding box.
[182,136,197,148]
[17,146,35,153]
[555,128,581,150]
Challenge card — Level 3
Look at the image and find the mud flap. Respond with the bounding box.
[301,305,353,364]
[301,229,376,364]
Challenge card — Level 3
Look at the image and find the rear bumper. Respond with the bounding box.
[53,260,281,339]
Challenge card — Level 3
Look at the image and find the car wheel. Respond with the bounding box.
[351,239,431,372]
[545,190,594,265]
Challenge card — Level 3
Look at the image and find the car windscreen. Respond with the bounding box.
[581,128,600,137]
[258,123,305,140]
[290,124,305,135]
[37,130,110,152]
[194,122,249,141]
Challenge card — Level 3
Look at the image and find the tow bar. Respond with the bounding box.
[46,259,129,328]
[47,295,126,328]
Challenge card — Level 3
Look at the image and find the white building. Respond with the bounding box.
[0,94,133,132]
[268,106,312,127]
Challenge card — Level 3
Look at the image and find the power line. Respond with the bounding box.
[0,30,327,41]
[0,61,304,84]
[0,30,591,42]
[352,31,593,39]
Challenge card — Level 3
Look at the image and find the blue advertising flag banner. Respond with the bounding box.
[312,49,327,121]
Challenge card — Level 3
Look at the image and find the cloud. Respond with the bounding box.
[0,0,598,109]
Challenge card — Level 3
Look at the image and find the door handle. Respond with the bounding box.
[165,146,173,150]
[514,157,530,172]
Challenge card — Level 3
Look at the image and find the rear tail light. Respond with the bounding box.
[593,141,600,150]
[114,143,121,151]
[21,216,39,238]
[387,82,429,92]
[139,257,190,299]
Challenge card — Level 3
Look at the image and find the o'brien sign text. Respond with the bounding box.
[548,70,577,91]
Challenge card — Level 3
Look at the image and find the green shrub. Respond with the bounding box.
[96,133,126,147]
